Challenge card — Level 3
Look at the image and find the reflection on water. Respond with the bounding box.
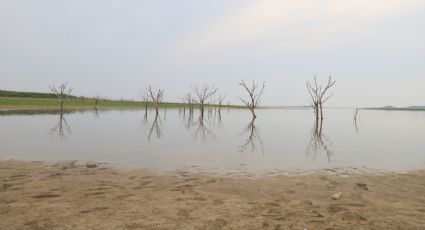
[1,108,425,173]
[48,113,71,139]
[93,108,100,119]
[193,113,216,141]
[238,117,264,155]
[305,119,333,162]
[353,109,361,134]
[179,108,218,141]
[141,112,163,141]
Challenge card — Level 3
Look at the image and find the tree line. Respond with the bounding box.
[49,75,336,121]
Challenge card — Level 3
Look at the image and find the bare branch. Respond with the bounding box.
[238,80,265,118]
[49,82,73,111]
[306,75,336,120]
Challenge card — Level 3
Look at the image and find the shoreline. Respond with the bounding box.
[1,160,424,229]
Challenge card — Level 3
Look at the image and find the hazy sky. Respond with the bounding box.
[1,0,424,107]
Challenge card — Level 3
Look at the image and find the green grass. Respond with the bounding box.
[0,90,77,99]
[0,97,156,108]
[0,97,245,110]
[0,89,246,110]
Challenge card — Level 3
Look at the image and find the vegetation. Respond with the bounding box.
[0,93,242,110]
[306,75,336,120]
[49,82,73,111]
[366,106,425,111]
[0,89,75,99]
[238,80,265,118]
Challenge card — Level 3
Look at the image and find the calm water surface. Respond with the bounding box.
[1,108,424,173]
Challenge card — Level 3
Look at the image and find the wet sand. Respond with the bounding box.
[1,160,424,229]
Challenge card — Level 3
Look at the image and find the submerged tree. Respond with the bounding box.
[192,85,217,118]
[185,93,195,115]
[238,80,265,118]
[148,86,164,115]
[140,88,151,118]
[306,75,336,121]
[217,94,225,114]
[49,82,73,111]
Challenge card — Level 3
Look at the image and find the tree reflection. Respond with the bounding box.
[353,108,361,134]
[93,107,100,119]
[141,112,163,141]
[306,119,333,162]
[193,112,216,141]
[181,109,218,141]
[238,117,264,154]
[48,113,71,139]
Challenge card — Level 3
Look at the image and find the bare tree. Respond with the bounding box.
[185,93,194,115]
[94,95,101,106]
[217,94,225,114]
[49,82,73,111]
[238,80,265,118]
[148,86,164,115]
[192,85,217,118]
[306,75,336,120]
[140,89,151,116]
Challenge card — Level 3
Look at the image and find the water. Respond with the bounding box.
[1,108,424,173]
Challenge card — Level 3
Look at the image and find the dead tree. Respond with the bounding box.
[192,85,217,118]
[306,75,336,120]
[185,93,194,115]
[238,80,265,118]
[217,94,225,114]
[49,82,73,111]
[148,86,164,115]
[94,95,101,106]
[141,89,150,116]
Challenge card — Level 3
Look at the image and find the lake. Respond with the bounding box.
[1,108,424,174]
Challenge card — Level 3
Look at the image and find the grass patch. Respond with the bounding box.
[0,97,245,110]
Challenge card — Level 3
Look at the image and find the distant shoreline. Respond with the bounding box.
[365,107,425,111]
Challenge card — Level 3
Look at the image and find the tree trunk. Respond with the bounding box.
[250,107,256,118]
[155,105,159,115]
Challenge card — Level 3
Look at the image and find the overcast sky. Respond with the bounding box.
[1,0,424,107]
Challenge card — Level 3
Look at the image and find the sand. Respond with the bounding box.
[1,160,424,230]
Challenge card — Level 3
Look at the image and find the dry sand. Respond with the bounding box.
[1,160,424,230]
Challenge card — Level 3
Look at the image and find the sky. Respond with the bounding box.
[1,0,424,107]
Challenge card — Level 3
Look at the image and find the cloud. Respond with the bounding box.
[172,0,425,56]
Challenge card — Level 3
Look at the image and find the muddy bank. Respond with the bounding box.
[0,160,424,229]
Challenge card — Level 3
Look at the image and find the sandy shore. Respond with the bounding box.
[1,160,424,229]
